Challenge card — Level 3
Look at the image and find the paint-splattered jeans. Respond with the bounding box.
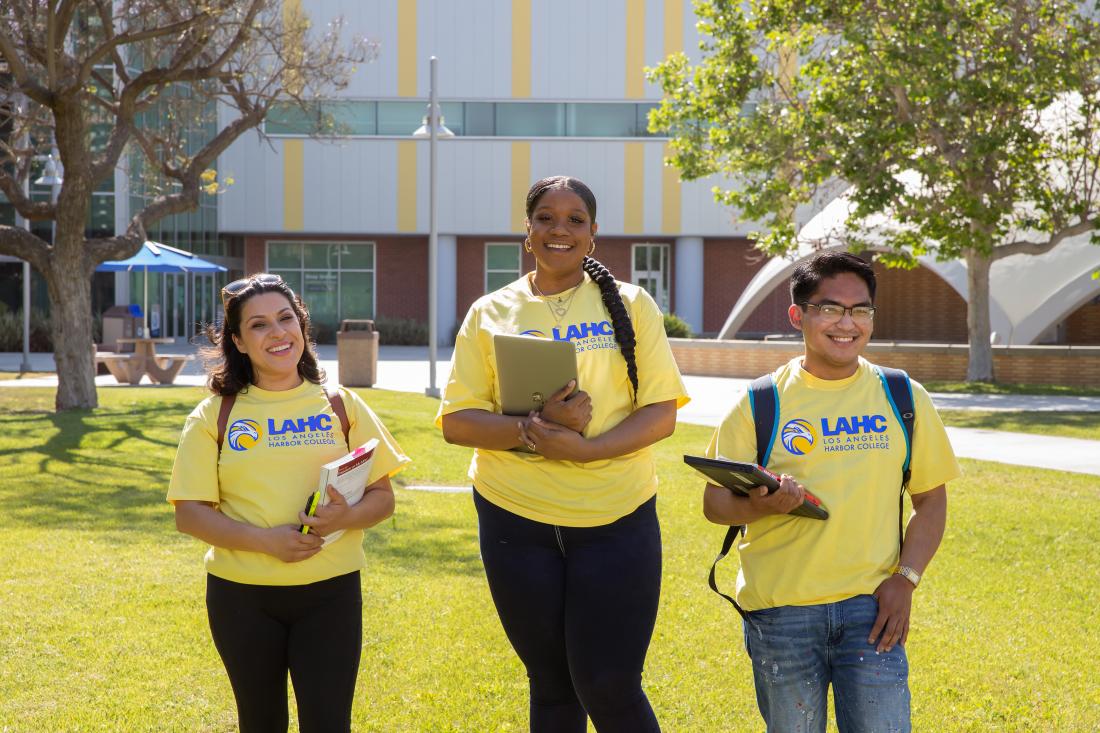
[742,594,911,733]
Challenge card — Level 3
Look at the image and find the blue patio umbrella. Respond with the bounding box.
[96,241,227,336]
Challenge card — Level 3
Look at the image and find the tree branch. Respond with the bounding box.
[0,226,50,271]
[995,218,1100,259]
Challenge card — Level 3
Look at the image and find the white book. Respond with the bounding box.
[311,438,378,545]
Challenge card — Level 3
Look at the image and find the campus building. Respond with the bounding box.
[3,0,1098,346]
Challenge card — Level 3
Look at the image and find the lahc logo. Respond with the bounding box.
[227,419,262,451]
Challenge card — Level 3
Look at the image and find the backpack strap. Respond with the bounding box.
[874,365,915,553]
[216,393,236,456]
[215,386,351,454]
[708,374,780,621]
[324,385,351,450]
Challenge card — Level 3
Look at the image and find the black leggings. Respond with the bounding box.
[205,571,362,733]
[474,490,663,733]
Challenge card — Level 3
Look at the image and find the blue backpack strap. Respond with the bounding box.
[748,374,780,467]
[875,365,915,553]
[708,374,780,621]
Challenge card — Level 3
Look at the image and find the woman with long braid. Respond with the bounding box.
[437,176,688,732]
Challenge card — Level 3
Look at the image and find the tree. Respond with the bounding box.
[0,1,372,410]
[649,0,1100,381]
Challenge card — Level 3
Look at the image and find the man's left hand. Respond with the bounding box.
[869,574,915,653]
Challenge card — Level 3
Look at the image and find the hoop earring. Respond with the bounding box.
[588,239,596,256]
[524,238,532,253]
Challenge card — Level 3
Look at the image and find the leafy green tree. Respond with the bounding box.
[0,1,372,410]
[650,0,1100,381]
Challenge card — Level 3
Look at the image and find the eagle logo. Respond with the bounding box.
[781,418,816,455]
[227,419,262,451]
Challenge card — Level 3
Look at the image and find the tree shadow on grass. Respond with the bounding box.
[1,402,190,534]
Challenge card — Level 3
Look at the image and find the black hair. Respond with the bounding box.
[201,275,325,396]
[525,175,638,400]
[790,251,877,304]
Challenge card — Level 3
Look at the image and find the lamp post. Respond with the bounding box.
[411,56,454,398]
[30,149,63,372]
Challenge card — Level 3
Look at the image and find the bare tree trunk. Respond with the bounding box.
[964,249,995,382]
[45,258,98,410]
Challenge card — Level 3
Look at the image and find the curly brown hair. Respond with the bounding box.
[201,274,326,396]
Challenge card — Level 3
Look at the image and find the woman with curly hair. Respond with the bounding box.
[438,176,689,732]
[168,274,409,732]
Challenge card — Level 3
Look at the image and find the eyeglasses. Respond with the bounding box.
[221,273,285,306]
[799,302,876,323]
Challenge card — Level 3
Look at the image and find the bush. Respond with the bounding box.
[663,313,693,338]
[0,309,54,352]
[375,317,429,346]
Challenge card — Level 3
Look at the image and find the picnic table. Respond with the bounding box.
[95,337,194,385]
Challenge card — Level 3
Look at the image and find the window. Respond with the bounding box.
[632,243,670,313]
[264,101,668,138]
[485,242,522,293]
[267,241,376,341]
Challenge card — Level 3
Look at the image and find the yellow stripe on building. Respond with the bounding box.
[282,139,304,231]
[511,0,531,97]
[397,0,417,96]
[397,141,417,232]
[623,143,644,233]
[511,141,531,233]
[625,0,646,98]
[661,143,681,233]
[664,0,683,57]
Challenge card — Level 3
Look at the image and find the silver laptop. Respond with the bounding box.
[493,334,579,416]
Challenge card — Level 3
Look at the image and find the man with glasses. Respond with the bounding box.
[701,251,958,732]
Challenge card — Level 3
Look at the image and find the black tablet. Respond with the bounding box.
[684,455,829,520]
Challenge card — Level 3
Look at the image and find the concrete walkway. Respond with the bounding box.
[3,344,1099,476]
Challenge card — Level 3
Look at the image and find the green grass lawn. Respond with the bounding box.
[924,380,1100,397]
[938,410,1100,440]
[1,387,1098,731]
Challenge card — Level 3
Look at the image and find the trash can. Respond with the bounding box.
[336,319,379,387]
[101,304,143,352]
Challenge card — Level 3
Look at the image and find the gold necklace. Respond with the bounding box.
[529,274,582,325]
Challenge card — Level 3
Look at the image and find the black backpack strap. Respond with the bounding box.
[216,393,236,456]
[708,374,780,621]
[875,365,915,553]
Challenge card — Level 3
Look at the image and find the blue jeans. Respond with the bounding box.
[743,594,911,733]
[474,489,662,733]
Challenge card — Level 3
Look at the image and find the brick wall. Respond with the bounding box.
[1067,298,1100,344]
[872,263,968,342]
[669,338,1100,387]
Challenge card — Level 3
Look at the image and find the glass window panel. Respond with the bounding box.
[496,103,565,137]
[321,101,375,135]
[465,102,495,135]
[88,193,114,235]
[265,102,320,134]
[340,242,374,270]
[340,271,374,320]
[301,270,338,335]
[567,103,636,137]
[377,101,429,135]
[636,103,658,137]
[270,269,301,295]
[634,246,647,271]
[486,243,519,271]
[268,242,302,269]
[303,243,341,270]
[440,102,464,136]
[487,271,516,293]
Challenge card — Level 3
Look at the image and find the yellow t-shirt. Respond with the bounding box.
[168,381,410,586]
[437,273,690,527]
[706,356,960,611]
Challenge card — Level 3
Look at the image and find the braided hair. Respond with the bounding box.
[526,175,639,401]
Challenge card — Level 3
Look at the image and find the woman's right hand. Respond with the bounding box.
[538,379,592,433]
[261,524,324,563]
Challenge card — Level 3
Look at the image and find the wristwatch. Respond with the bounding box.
[895,565,921,588]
